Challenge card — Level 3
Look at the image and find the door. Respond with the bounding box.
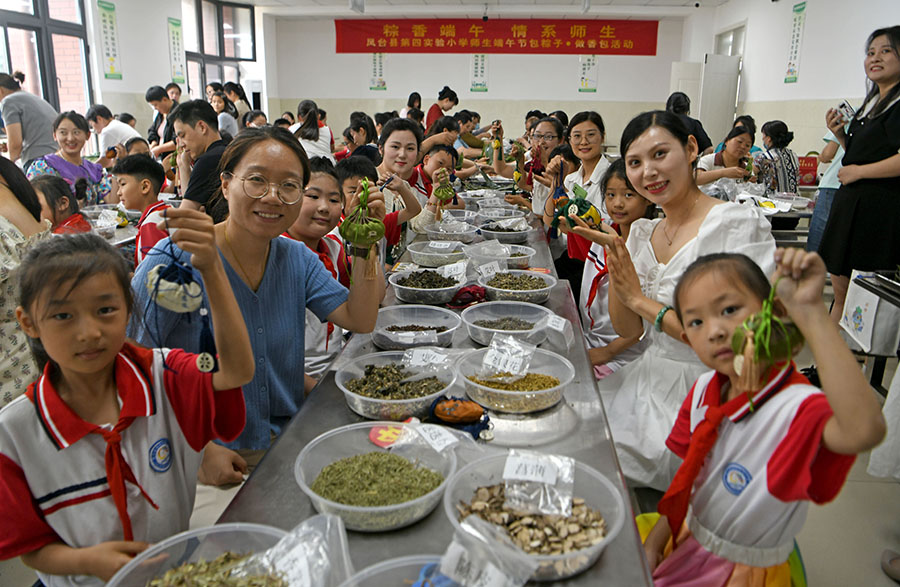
[697,54,741,148]
[669,61,701,104]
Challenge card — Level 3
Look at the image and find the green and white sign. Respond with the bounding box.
[579,55,598,93]
[370,53,386,91]
[97,1,122,79]
[167,17,186,84]
[470,54,488,92]
[784,2,806,83]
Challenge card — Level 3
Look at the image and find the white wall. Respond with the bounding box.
[275,17,683,104]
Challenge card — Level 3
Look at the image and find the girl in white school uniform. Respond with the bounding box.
[0,224,254,585]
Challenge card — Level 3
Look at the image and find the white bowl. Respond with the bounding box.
[443,454,625,581]
[479,270,557,304]
[424,222,479,244]
[372,305,461,350]
[295,422,457,532]
[460,301,554,346]
[335,350,457,420]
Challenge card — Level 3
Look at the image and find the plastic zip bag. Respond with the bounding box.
[533,314,576,350]
[502,450,574,517]
[479,334,536,382]
[439,517,539,587]
[228,514,354,586]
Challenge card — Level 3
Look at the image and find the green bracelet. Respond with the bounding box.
[654,305,673,332]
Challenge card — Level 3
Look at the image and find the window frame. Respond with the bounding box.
[0,0,94,110]
[188,0,255,63]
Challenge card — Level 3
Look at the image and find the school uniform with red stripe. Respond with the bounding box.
[134,200,170,267]
[664,365,855,568]
[0,344,245,587]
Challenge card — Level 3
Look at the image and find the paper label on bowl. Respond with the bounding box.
[440,542,510,587]
[478,261,502,278]
[415,424,459,452]
[405,348,448,367]
[428,240,456,250]
[546,315,567,332]
[438,261,467,281]
[503,453,559,485]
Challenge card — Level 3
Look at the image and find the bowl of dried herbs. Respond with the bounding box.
[479,270,558,304]
[295,422,458,532]
[372,305,461,350]
[460,301,554,346]
[455,347,574,413]
[335,350,457,420]
[443,454,625,581]
[389,269,466,305]
[406,240,467,267]
[107,523,287,586]
[424,221,479,244]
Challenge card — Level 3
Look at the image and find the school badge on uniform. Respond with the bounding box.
[722,462,752,496]
[149,438,172,472]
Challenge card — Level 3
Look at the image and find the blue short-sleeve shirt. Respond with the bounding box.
[129,236,349,449]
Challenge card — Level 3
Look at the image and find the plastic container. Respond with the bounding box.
[372,305,461,350]
[477,199,519,212]
[460,301,554,346]
[479,223,531,244]
[456,347,574,413]
[107,523,287,586]
[335,350,457,420]
[295,422,458,532]
[389,270,465,305]
[341,555,445,587]
[443,454,625,581]
[443,209,480,224]
[407,240,466,267]
[479,270,557,304]
[464,244,536,270]
[479,207,526,220]
[424,222,479,244]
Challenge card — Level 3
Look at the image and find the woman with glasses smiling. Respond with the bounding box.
[129,126,385,501]
[25,111,115,206]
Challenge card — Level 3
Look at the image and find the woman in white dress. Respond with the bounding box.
[572,111,775,490]
[294,99,335,164]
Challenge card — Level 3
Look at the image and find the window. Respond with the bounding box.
[0,0,92,109]
[222,4,251,59]
[715,25,745,58]
[201,1,218,55]
[182,0,199,52]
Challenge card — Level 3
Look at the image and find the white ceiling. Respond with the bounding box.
[252,0,728,19]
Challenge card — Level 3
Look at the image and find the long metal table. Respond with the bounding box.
[220,223,653,586]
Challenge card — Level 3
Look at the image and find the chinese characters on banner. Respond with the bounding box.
[335,19,658,55]
[470,54,488,92]
[97,1,122,80]
[579,55,598,93]
[370,53,386,91]
[167,18,187,84]
[784,2,806,83]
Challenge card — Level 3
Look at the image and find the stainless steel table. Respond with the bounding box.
[220,222,653,586]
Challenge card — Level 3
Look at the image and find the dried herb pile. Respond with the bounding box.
[310,452,444,507]
[397,270,458,289]
[386,324,449,333]
[147,551,285,586]
[467,372,560,391]
[487,273,548,291]
[346,363,445,400]
[473,317,535,331]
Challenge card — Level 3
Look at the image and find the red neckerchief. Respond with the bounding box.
[413,164,432,196]
[583,223,620,328]
[658,363,806,537]
[527,146,543,187]
[135,201,170,266]
[54,213,92,235]
[26,344,160,540]
[283,233,338,349]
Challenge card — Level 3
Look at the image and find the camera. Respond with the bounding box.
[694,1,700,6]
[482,14,488,21]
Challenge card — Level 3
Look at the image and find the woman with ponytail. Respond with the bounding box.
[0,72,58,167]
[755,120,800,194]
[294,99,335,163]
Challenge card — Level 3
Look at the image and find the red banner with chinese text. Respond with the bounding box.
[334,19,657,55]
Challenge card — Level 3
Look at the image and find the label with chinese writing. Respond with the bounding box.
[440,542,510,587]
[503,453,559,485]
[546,315,567,332]
[428,240,455,249]
[405,348,448,367]
[478,261,502,278]
[416,424,459,452]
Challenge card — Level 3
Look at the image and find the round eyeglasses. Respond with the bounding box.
[223,172,304,205]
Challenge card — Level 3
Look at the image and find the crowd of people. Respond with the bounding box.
[0,23,896,586]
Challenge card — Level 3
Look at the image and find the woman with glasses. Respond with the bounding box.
[493,117,565,216]
[129,126,385,497]
[25,111,115,206]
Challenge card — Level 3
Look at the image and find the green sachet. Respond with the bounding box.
[339,177,385,279]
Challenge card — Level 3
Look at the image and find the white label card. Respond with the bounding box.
[482,348,525,375]
[503,454,559,485]
[416,424,459,452]
[405,348,448,367]
[546,315,567,332]
[478,261,502,278]
[439,261,467,281]
[429,240,455,250]
[440,542,510,587]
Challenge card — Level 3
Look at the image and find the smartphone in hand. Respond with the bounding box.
[836,100,856,123]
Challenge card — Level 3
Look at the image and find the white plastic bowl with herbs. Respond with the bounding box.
[335,350,457,420]
[406,240,467,267]
[460,301,554,346]
[479,270,557,304]
[371,305,461,350]
[295,422,458,532]
[389,269,465,305]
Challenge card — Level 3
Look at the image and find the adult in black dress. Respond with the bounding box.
[819,26,900,322]
[665,92,713,155]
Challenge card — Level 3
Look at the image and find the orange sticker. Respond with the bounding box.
[368,425,404,448]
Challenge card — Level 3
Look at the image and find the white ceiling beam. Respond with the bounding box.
[260,4,697,18]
